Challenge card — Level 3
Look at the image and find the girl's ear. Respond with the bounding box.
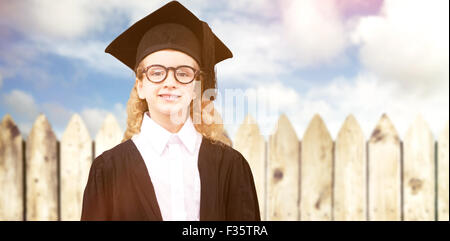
[136,80,145,100]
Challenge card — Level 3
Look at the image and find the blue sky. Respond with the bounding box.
[0,0,448,142]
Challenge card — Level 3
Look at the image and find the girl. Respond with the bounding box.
[81,1,260,221]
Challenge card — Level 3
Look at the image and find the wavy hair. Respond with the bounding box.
[121,60,231,147]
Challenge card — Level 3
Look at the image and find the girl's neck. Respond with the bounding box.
[147,109,189,133]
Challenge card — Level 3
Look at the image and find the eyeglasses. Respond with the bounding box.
[143,64,200,84]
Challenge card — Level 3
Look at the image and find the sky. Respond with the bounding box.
[0,0,448,142]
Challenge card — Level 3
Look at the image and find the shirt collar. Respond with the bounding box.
[140,111,199,156]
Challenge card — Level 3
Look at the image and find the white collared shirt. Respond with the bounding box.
[131,111,202,221]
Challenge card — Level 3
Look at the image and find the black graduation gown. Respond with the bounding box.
[80,136,260,221]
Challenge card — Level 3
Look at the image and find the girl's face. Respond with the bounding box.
[136,49,200,122]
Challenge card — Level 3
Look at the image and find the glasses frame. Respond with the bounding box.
[143,64,201,84]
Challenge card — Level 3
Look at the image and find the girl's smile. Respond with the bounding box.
[159,93,182,102]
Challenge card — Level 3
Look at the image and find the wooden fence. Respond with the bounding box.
[0,113,448,221]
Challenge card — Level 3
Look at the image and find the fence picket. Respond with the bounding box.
[267,114,299,220]
[26,114,58,221]
[368,114,401,221]
[0,113,447,221]
[60,114,92,220]
[403,115,435,220]
[94,113,122,158]
[438,121,449,221]
[300,114,333,220]
[0,115,24,220]
[233,115,266,220]
[334,115,366,220]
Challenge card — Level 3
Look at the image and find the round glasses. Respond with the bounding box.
[143,64,200,84]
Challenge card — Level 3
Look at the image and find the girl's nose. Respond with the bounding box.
[163,69,178,87]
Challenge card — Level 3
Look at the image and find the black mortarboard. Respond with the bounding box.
[105,0,233,75]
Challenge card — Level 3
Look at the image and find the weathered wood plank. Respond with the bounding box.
[334,114,366,220]
[368,114,401,221]
[26,114,58,220]
[94,113,122,158]
[403,115,435,221]
[438,121,449,221]
[300,114,333,220]
[267,114,299,220]
[0,114,24,220]
[233,115,266,220]
[60,114,92,220]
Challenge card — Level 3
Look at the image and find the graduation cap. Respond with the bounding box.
[105,0,233,77]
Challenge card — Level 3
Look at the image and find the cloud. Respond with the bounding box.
[1,89,40,121]
[335,0,383,19]
[0,0,215,41]
[0,0,368,82]
[41,102,75,139]
[245,81,301,114]
[2,0,351,83]
[225,0,281,19]
[0,88,127,140]
[280,0,350,67]
[0,72,3,89]
[223,71,448,142]
[0,0,159,77]
[80,103,126,139]
[1,0,95,39]
[213,0,359,84]
[211,18,289,83]
[0,38,41,77]
[80,108,110,139]
[289,72,449,140]
[0,0,165,40]
[1,0,448,144]
[0,89,41,139]
[0,89,76,139]
[0,1,209,78]
[42,39,129,75]
[351,0,449,96]
[28,0,106,39]
[216,80,301,138]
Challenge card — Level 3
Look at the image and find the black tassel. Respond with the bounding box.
[201,21,217,101]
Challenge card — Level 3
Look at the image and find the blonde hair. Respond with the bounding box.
[121,61,231,146]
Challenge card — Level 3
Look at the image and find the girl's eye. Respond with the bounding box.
[151,71,164,76]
